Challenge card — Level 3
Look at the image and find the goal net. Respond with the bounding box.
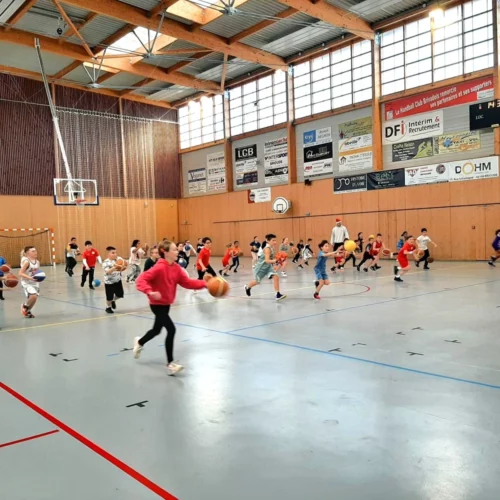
[0,228,55,267]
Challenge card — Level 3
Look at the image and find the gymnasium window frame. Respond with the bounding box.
[380,0,494,96]
[178,95,224,150]
[293,39,373,120]
[228,70,288,137]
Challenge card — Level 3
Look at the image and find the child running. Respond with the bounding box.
[394,235,417,282]
[81,240,101,290]
[370,234,387,271]
[303,238,314,266]
[196,237,216,280]
[0,254,7,300]
[126,240,145,284]
[416,228,437,270]
[19,246,41,318]
[229,241,241,273]
[357,235,375,272]
[331,240,346,272]
[102,246,125,314]
[133,240,207,376]
[245,233,286,301]
[219,243,233,276]
[488,230,500,267]
[314,240,339,300]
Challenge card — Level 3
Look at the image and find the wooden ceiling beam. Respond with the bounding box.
[276,0,374,40]
[62,12,98,37]
[5,0,37,30]
[53,0,94,57]
[52,60,81,79]
[0,63,173,108]
[229,7,297,44]
[60,0,288,69]
[0,27,221,91]
[165,51,211,73]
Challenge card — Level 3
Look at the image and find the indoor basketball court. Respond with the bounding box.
[2,0,500,499]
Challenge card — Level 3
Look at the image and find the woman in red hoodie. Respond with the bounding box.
[134,240,207,375]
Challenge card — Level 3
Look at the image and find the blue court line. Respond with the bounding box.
[15,276,500,390]
[226,279,500,333]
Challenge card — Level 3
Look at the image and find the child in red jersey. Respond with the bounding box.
[196,237,216,281]
[134,240,207,375]
[219,243,232,276]
[394,235,416,282]
[331,240,346,272]
[370,233,387,271]
[81,240,102,290]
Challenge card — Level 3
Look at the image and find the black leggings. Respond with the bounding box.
[345,253,357,267]
[66,257,77,273]
[139,305,176,364]
[81,267,95,287]
[358,252,374,268]
[197,265,216,280]
[417,249,430,267]
[229,257,240,271]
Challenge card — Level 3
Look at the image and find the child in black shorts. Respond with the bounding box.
[102,246,125,314]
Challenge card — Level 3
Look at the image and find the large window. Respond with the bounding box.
[293,40,373,119]
[381,0,494,96]
[179,95,224,150]
[229,71,287,136]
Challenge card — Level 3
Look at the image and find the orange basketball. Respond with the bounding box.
[382,248,392,256]
[115,257,127,271]
[0,264,11,273]
[5,273,18,288]
[203,273,213,283]
[207,276,229,298]
[428,257,435,263]
[416,249,425,258]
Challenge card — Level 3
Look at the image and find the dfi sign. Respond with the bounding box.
[383,110,443,144]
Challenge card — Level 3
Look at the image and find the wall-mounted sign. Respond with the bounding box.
[383,110,443,145]
[235,144,258,187]
[333,174,367,194]
[385,76,494,120]
[469,100,500,131]
[248,187,271,203]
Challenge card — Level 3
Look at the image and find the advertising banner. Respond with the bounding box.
[338,117,372,139]
[235,144,258,187]
[385,76,494,120]
[392,138,434,162]
[303,128,333,178]
[187,168,207,195]
[206,151,226,192]
[405,163,449,186]
[433,131,481,155]
[339,151,373,172]
[448,156,499,182]
[248,187,271,203]
[383,110,443,145]
[367,168,405,190]
[264,137,288,184]
[333,174,367,194]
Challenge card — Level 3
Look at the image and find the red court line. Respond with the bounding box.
[0,429,59,449]
[0,381,178,500]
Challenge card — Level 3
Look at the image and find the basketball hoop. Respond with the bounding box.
[75,199,86,209]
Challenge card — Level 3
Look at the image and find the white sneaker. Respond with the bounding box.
[167,362,184,376]
[133,336,143,359]
[281,272,287,277]
[192,290,198,295]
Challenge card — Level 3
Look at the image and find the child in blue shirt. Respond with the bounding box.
[488,230,500,267]
[314,240,340,300]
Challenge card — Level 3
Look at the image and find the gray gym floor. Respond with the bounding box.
[1,258,500,500]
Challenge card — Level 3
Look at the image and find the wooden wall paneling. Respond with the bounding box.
[449,177,500,207]
[311,179,343,216]
[405,183,450,210]
[450,206,485,260]
[428,208,451,260]
[484,205,500,260]
[359,189,378,214]
[378,187,406,212]
[155,199,178,242]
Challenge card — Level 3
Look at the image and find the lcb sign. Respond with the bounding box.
[235,145,257,160]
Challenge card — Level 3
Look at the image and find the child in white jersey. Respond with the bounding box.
[126,239,145,283]
[19,246,40,318]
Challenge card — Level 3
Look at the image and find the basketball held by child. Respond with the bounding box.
[115,257,127,271]
[178,258,187,268]
[203,273,213,283]
[207,276,229,298]
[33,271,46,282]
[382,248,392,257]
[344,240,356,253]
[0,264,11,273]
[5,273,18,288]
